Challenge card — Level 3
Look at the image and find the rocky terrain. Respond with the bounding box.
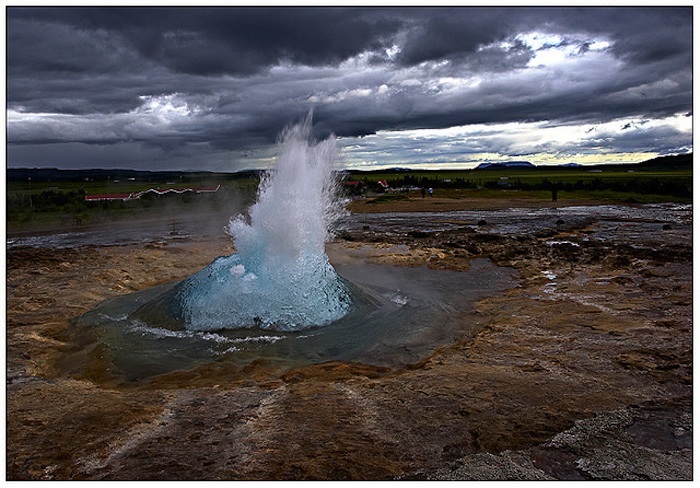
[6,199,692,480]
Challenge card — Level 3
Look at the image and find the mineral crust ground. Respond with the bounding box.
[6,198,692,480]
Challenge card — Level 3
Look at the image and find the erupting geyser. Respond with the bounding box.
[66,115,516,382]
[174,115,351,331]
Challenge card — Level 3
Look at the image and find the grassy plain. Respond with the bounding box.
[6,163,692,234]
[6,171,260,233]
[348,165,692,206]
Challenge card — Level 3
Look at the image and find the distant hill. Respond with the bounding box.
[635,153,692,169]
[6,167,263,183]
[474,161,535,170]
[7,153,691,183]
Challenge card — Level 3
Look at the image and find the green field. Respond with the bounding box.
[345,155,692,205]
[6,169,261,233]
[5,156,693,234]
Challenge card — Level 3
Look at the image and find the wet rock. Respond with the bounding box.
[425,403,692,481]
[427,451,553,480]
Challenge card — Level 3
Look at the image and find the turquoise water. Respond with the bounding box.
[68,257,514,382]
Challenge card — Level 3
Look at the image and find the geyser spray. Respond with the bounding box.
[177,115,351,331]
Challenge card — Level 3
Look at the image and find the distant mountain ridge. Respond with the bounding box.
[7,153,691,182]
[6,167,263,183]
[473,154,691,171]
[636,153,692,169]
[474,161,536,170]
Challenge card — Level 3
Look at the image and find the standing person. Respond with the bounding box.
[428,187,433,198]
[421,187,426,198]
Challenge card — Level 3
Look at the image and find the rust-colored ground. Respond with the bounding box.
[6,199,692,480]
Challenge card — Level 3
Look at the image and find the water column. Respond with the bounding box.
[176,115,351,331]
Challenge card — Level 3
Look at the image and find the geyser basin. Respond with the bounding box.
[64,256,514,382]
[59,115,516,384]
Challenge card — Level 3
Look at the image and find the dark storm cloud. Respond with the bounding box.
[6,6,692,170]
[9,7,402,76]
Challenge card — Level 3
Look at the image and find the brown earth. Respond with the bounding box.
[347,195,606,213]
[6,199,692,480]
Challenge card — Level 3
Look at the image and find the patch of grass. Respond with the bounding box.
[353,167,692,203]
[6,180,259,234]
[367,193,410,204]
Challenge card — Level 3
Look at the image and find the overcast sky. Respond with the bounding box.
[6,6,693,171]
